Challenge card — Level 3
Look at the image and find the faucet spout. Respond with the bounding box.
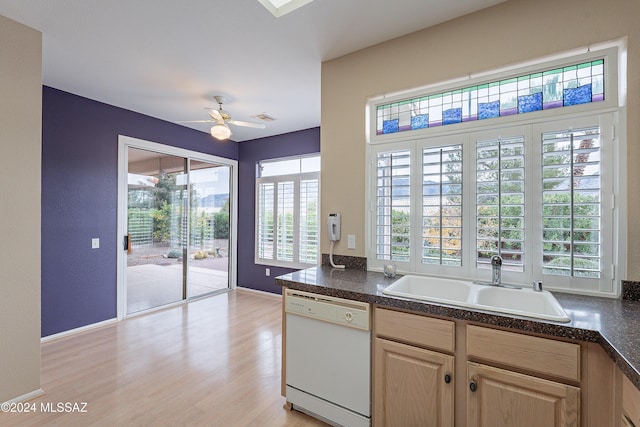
[491,255,502,286]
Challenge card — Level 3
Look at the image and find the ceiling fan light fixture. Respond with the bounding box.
[211,124,232,140]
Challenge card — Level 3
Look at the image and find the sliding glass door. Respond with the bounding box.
[126,148,186,313]
[122,142,233,315]
[187,161,231,298]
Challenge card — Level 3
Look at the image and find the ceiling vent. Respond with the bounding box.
[252,113,276,122]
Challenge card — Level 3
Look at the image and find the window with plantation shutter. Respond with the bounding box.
[422,144,463,266]
[375,150,411,262]
[475,136,526,272]
[256,155,320,268]
[257,182,274,260]
[542,126,602,278]
[299,179,319,264]
[366,47,623,295]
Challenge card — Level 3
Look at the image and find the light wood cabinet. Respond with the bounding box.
[622,372,640,427]
[467,361,580,427]
[372,307,592,426]
[373,308,455,426]
[374,338,454,427]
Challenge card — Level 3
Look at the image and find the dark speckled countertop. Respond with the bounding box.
[276,266,640,391]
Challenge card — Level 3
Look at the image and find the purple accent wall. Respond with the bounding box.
[42,86,238,337]
[237,128,320,294]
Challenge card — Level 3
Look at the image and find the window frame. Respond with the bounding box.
[255,154,321,269]
[367,112,622,296]
[366,45,625,297]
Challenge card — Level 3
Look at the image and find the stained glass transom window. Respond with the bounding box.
[376,59,604,136]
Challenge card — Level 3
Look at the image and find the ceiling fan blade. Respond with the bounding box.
[179,120,216,123]
[209,109,223,121]
[228,119,266,129]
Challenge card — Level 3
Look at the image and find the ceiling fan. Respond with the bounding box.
[183,95,266,140]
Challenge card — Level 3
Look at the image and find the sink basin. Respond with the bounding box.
[382,275,472,305]
[382,275,571,323]
[474,286,570,322]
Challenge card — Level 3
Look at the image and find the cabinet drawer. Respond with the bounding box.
[466,325,580,382]
[374,308,455,353]
[623,373,640,426]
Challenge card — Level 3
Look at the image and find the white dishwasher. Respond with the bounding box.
[285,288,371,427]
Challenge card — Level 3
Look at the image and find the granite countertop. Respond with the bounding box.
[276,266,640,391]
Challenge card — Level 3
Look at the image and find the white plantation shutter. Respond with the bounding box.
[376,150,411,262]
[257,182,274,260]
[256,155,320,268]
[422,144,463,266]
[475,136,526,272]
[299,179,319,264]
[542,126,602,278]
[276,181,295,262]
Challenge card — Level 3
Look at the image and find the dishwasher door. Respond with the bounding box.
[285,289,371,426]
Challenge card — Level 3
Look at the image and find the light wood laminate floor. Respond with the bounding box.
[0,290,327,426]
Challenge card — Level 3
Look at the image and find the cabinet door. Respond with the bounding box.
[623,372,640,427]
[374,338,454,427]
[467,362,580,427]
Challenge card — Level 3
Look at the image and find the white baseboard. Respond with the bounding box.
[3,388,45,404]
[236,286,282,299]
[41,318,118,343]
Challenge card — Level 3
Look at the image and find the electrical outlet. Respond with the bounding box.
[266,268,270,276]
[347,234,356,250]
[91,238,100,249]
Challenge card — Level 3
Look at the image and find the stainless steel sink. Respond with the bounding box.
[382,275,570,323]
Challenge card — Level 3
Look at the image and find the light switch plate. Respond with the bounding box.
[92,238,100,249]
[347,234,356,249]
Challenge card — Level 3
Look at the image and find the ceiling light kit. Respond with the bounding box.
[210,123,232,140]
[181,95,266,141]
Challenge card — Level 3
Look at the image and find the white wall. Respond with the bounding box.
[0,14,42,402]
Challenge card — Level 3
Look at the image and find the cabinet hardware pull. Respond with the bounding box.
[469,380,477,392]
[444,374,451,384]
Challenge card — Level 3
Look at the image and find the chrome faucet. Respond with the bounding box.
[491,255,502,286]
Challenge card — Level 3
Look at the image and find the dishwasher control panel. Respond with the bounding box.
[284,289,370,330]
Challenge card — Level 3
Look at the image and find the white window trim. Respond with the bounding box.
[367,111,625,297]
[255,163,320,269]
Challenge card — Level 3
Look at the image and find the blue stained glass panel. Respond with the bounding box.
[383,119,399,134]
[443,108,462,125]
[478,101,500,120]
[411,114,429,130]
[564,84,592,106]
[518,92,543,113]
[376,59,605,136]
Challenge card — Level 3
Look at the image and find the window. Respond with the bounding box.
[422,144,463,266]
[369,115,616,294]
[375,59,606,136]
[367,47,624,295]
[256,155,320,268]
[540,125,603,279]
[375,149,411,262]
[475,136,526,272]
